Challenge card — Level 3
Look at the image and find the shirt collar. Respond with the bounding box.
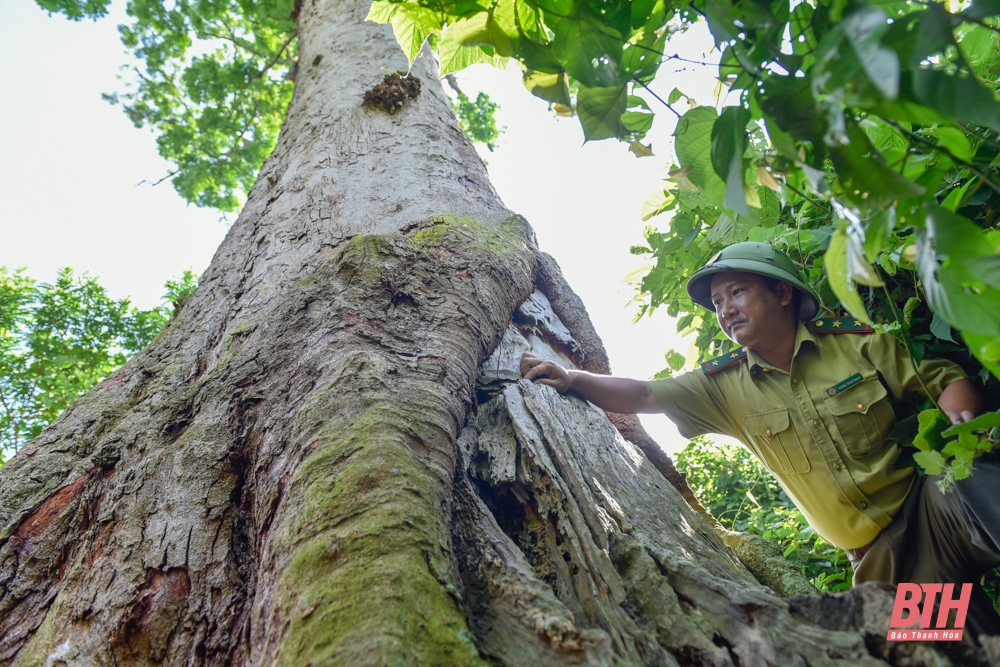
[745,321,820,375]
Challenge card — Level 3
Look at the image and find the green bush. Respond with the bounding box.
[676,436,853,592]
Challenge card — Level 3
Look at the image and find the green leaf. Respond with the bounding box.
[439,32,506,74]
[965,332,1000,381]
[450,13,514,57]
[621,110,654,134]
[942,411,1000,438]
[577,85,627,141]
[964,256,1000,291]
[913,450,946,476]
[366,0,400,23]
[829,120,924,209]
[825,227,872,323]
[912,69,1000,134]
[929,126,973,163]
[929,312,957,343]
[668,88,685,105]
[666,349,686,371]
[842,7,899,99]
[390,11,432,66]
[915,205,1000,337]
[711,106,751,215]
[914,409,952,452]
[674,107,727,206]
[864,206,896,263]
[521,70,571,105]
[963,0,1000,21]
[550,12,624,88]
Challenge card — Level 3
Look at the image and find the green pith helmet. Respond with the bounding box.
[686,242,820,321]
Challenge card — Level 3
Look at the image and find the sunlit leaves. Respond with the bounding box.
[0,268,196,455]
[674,107,727,206]
[92,0,300,211]
[577,85,627,141]
[450,91,502,150]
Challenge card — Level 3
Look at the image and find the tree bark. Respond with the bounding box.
[0,1,985,665]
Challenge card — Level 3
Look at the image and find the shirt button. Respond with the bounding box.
[765,429,773,437]
[812,419,820,427]
[791,379,799,386]
[834,463,842,471]
[857,403,866,411]
[860,501,869,509]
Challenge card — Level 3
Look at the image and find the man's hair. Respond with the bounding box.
[760,276,803,318]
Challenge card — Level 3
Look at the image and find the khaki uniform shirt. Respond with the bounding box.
[649,321,966,550]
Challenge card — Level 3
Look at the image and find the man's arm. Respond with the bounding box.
[938,378,983,425]
[519,353,661,414]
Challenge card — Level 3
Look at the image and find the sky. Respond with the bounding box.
[0,0,728,454]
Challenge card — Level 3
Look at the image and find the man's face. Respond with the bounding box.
[709,272,793,348]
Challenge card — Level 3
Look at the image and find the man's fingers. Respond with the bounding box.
[524,363,550,382]
[520,352,540,377]
[945,410,976,425]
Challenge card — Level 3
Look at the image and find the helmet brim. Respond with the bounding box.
[687,260,820,321]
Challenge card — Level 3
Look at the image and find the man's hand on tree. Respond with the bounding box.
[518,352,662,415]
[520,353,573,393]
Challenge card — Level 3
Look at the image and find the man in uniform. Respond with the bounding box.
[520,242,1000,640]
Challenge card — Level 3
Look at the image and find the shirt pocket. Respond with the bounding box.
[823,376,894,458]
[744,408,811,474]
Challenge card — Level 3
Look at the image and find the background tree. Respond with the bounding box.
[676,436,854,593]
[0,268,196,460]
[1,0,994,665]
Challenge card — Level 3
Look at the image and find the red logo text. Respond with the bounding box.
[886,583,972,642]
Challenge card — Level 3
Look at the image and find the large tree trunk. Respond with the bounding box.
[0,1,989,665]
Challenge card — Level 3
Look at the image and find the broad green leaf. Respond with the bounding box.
[824,227,872,322]
[913,450,946,476]
[621,110,654,134]
[668,88,685,105]
[914,409,951,452]
[929,313,957,343]
[439,32,506,74]
[674,107,727,206]
[965,256,1000,291]
[963,0,1000,21]
[450,13,514,57]
[929,126,973,163]
[666,348,686,371]
[964,332,1000,381]
[550,12,623,88]
[627,95,650,110]
[864,206,896,263]
[577,85,627,141]
[829,121,924,209]
[390,12,432,66]
[842,8,899,99]
[522,70,571,105]
[912,69,1000,134]
[710,107,750,216]
[366,0,400,23]
[942,410,1000,437]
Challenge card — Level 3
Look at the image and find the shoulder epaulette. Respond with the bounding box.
[702,347,748,375]
[806,317,875,334]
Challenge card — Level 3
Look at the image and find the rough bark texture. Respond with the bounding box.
[0,0,986,665]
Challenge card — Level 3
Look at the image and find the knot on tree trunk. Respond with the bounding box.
[363,72,422,114]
